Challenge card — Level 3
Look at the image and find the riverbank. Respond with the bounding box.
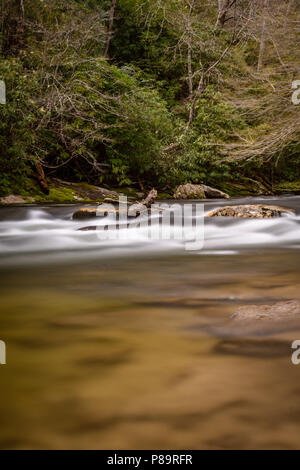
[1,177,300,205]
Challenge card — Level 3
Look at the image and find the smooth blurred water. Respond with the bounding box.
[0,196,300,449]
[0,195,299,264]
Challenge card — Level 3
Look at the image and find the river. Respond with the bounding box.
[0,195,300,449]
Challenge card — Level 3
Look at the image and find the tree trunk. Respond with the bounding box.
[186,0,194,98]
[1,0,26,56]
[257,0,268,72]
[104,0,117,59]
[35,162,49,194]
[141,188,157,208]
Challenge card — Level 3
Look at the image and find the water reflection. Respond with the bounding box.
[0,198,300,449]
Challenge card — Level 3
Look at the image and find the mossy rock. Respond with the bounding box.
[174,184,229,199]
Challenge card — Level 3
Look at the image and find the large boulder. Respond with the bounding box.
[202,185,230,199]
[207,204,295,218]
[0,195,27,204]
[174,184,229,199]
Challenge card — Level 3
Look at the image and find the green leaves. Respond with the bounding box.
[0,0,298,196]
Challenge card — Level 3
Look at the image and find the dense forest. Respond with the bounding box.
[0,0,299,200]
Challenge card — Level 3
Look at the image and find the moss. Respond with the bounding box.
[34,187,78,203]
[0,174,42,198]
[112,187,140,200]
[157,192,172,200]
[73,182,98,191]
[217,182,253,197]
[274,181,300,193]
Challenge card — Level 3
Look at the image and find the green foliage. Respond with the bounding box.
[105,71,174,184]
[0,0,299,197]
[0,58,40,195]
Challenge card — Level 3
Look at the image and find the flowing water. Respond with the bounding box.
[0,195,300,449]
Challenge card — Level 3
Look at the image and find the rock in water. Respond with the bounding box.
[73,205,136,220]
[227,300,300,337]
[232,300,300,322]
[207,204,295,218]
[72,208,97,219]
[173,184,229,199]
[203,300,300,338]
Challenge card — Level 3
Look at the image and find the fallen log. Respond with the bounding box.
[73,188,158,220]
[140,188,158,208]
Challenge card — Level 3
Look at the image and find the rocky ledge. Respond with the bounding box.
[207,204,295,218]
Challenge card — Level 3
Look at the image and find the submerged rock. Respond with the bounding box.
[232,300,300,322]
[214,338,290,358]
[202,300,300,338]
[227,300,300,337]
[174,184,229,199]
[207,204,295,218]
[73,205,139,220]
[72,208,98,219]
